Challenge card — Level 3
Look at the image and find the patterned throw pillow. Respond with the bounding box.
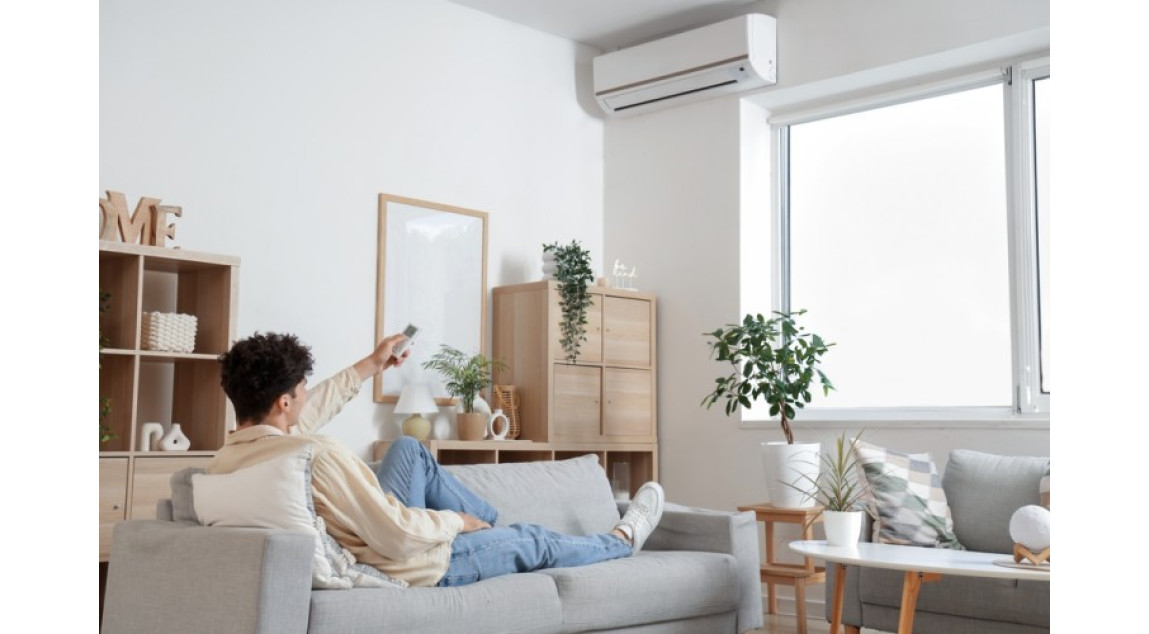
[854,440,964,549]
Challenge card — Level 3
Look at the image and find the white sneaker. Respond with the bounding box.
[615,482,665,553]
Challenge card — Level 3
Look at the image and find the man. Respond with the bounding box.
[210,331,665,587]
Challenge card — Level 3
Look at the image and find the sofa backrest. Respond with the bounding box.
[942,450,1050,554]
[446,454,621,535]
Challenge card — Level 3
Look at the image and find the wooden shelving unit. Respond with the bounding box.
[483,281,659,492]
[98,241,239,561]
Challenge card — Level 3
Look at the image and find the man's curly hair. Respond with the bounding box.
[219,332,315,422]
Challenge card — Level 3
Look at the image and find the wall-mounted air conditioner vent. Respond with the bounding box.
[592,14,777,117]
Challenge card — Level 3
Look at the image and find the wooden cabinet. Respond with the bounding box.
[98,241,239,561]
[99,458,129,560]
[491,281,657,491]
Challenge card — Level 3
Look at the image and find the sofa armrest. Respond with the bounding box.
[101,520,314,634]
[619,501,764,633]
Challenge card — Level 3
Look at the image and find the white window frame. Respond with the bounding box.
[744,57,1050,430]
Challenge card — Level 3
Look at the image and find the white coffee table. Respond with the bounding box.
[789,540,1050,634]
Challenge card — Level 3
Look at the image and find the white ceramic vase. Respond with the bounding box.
[158,423,191,452]
[760,441,820,509]
[823,510,864,547]
[432,413,452,440]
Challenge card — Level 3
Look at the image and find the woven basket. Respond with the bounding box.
[141,312,198,353]
[492,385,521,440]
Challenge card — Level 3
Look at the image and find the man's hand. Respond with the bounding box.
[457,512,491,533]
[352,333,410,381]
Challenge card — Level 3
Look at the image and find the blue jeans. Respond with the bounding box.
[374,437,632,587]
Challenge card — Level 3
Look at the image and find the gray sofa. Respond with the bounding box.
[826,449,1050,633]
[102,454,764,634]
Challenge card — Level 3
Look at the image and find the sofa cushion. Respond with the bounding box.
[854,441,963,549]
[186,448,407,590]
[446,454,621,535]
[858,566,1049,628]
[943,450,1050,554]
[307,572,564,634]
[538,550,741,633]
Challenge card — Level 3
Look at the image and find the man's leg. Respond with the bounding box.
[437,523,633,587]
[374,437,498,524]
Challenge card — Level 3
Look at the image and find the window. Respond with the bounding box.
[760,60,1049,422]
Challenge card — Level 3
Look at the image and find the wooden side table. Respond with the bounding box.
[738,503,826,634]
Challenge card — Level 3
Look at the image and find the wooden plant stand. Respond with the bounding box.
[738,503,826,634]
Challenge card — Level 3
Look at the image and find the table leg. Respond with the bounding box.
[764,521,776,614]
[795,578,807,634]
[829,563,845,634]
[897,571,942,634]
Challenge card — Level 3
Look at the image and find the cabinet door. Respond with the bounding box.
[604,368,654,439]
[603,297,651,367]
[100,458,129,560]
[130,456,212,520]
[551,291,602,363]
[552,364,602,441]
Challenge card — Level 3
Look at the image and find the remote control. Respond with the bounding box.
[391,324,418,358]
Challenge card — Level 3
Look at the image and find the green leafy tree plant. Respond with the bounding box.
[543,240,594,363]
[422,344,507,413]
[701,309,834,444]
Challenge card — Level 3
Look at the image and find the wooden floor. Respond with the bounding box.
[751,613,833,634]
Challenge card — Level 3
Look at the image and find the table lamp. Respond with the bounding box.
[395,383,437,441]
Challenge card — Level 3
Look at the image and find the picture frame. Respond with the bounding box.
[374,193,488,404]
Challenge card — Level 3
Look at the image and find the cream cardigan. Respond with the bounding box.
[206,367,464,587]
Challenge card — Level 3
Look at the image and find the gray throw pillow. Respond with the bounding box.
[447,454,621,535]
[943,449,1049,554]
[169,467,203,523]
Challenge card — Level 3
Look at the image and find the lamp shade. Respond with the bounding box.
[394,383,438,415]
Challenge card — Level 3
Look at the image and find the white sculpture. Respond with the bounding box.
[612,259,638,290]
[139,422,164,452]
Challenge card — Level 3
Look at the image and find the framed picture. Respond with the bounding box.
[374,193,488,404]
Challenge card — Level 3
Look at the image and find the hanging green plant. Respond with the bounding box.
[543,240,594,363]
[100,289,115,444]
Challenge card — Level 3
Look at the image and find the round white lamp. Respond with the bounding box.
[395,383,437,441]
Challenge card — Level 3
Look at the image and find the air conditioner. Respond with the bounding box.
[592,13,777,117]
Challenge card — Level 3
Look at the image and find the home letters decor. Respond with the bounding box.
[99,190,183,247]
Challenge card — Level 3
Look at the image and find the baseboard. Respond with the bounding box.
[766,591,826,622]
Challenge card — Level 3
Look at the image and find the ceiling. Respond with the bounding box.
[448,0,763,51]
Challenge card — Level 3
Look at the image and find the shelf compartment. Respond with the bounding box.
[138,354,229,453]
[497,450,554,464]
[99,354,137,452]
[99,252,142,350]
[141,264,236,355]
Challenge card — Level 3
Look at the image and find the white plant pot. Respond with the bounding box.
[760,441,820,509]
[823,510,864,547]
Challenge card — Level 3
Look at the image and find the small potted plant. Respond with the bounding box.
[786,431,874,546]
[423,344,507,441]
[702,309,834,508]
[543,240,594,363]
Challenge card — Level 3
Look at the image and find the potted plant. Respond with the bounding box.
[786,431,874,546]
[543,241,594,363]
[701,309,834,508]
[100,289,115,444]
[423,344,507,441]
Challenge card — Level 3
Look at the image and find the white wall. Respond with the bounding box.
[603,0,1051,611]
[101,0,605,457]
